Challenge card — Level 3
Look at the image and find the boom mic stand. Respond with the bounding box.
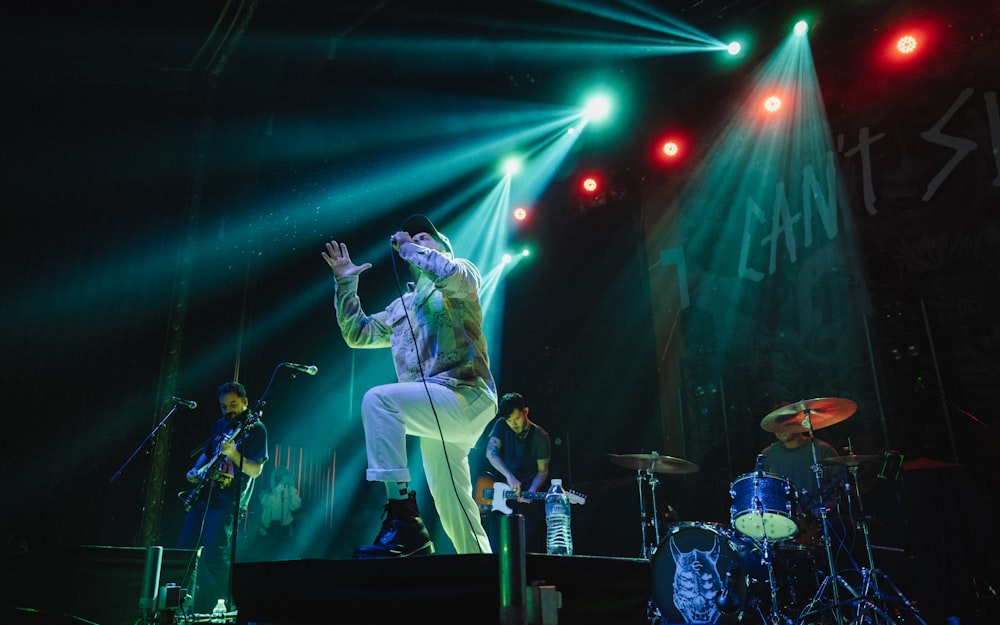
[110,400,189,484]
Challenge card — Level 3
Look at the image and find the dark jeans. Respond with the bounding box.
[177,489,238,612]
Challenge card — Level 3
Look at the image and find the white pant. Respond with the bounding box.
[361,381,496,554]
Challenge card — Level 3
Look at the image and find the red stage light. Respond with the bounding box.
[879,20,938,70]
[580,176,600,194]
[896,35,918,54]
[763,95,782,113]
[513,207,527,221]
[651,132,688,169]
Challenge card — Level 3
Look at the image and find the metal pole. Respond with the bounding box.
[719,378,733,479]
[861,313,892,449]
[498,514,527,625]
[919,299,960,464]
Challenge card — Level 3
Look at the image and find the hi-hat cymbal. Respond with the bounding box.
[760,397,857,434]
[820,454,880,468]
[607,452,699,474]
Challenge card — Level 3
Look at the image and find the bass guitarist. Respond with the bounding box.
[176,380,269,613]
[482,392,551,552]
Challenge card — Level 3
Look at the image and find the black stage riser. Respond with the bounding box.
[232,554,651,625]
[0,546,197,625]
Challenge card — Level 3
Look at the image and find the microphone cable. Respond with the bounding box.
[390,240,488,554]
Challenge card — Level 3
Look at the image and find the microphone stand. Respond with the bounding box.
[222,361,302,611]
[109,401,185,484]
[227,409,254,611]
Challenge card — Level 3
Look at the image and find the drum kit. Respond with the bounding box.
[609,397,928,625]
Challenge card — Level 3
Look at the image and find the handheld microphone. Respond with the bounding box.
[170,396,198,409]
[282,362,319,376]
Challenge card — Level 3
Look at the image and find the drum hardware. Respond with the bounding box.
[759,397,857,435]
[799,448,928,625]
[819,454,881,468]
[759,398,858,625]
[726,464,810,623]
[607,452,699,559]
[795,435,928,625]
[729,467,800,541]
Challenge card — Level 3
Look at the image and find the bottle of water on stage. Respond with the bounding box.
[545,478,573,555]
[211,598,227,623]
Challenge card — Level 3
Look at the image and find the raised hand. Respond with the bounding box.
[322,240,373,278]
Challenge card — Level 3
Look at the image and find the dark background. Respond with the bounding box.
[1,1,999,623]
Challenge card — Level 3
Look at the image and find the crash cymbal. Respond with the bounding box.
[607,452,699,474]
[820,454,880,467]
[760,397,857,434]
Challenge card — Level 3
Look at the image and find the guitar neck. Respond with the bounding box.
[482,485,585,505]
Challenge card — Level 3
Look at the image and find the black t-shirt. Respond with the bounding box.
[205,412,269,509]
[486,419,551,486]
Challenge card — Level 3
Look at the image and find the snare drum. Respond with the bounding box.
[729,472,800,541]
[650,521,766,624]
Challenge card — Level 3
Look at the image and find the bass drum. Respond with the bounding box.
[650,522,767,624]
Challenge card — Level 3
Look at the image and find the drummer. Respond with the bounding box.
[759,400,847,518]
[760,429,843,516]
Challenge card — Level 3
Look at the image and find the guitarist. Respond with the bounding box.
[483,392,551,552]
[176,381,269,613]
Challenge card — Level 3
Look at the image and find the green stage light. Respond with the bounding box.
[503,156,523,176]
[583,94,612,121]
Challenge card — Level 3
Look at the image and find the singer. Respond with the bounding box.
[176,381,269,612]
[321,214,497,558]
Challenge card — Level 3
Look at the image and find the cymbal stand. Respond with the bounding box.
[635,451,664,559]
[839,463,928,625]
[795,408,857,625]
[758,534,794,625]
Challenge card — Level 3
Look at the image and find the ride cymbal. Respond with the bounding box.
[760,397,857,434]
[607,452,699,474]
[820,454,880,467]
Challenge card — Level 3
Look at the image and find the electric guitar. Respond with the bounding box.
[478,480,587,515]
[180,412,262,510]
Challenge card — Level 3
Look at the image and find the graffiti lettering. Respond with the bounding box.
[842,127,886,216]
[921,87,977,201]
[738,151,839,282]
[841,88,999,212]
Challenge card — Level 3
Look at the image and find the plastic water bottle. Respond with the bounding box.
[545,478,573,555]
[211,598,227,623]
